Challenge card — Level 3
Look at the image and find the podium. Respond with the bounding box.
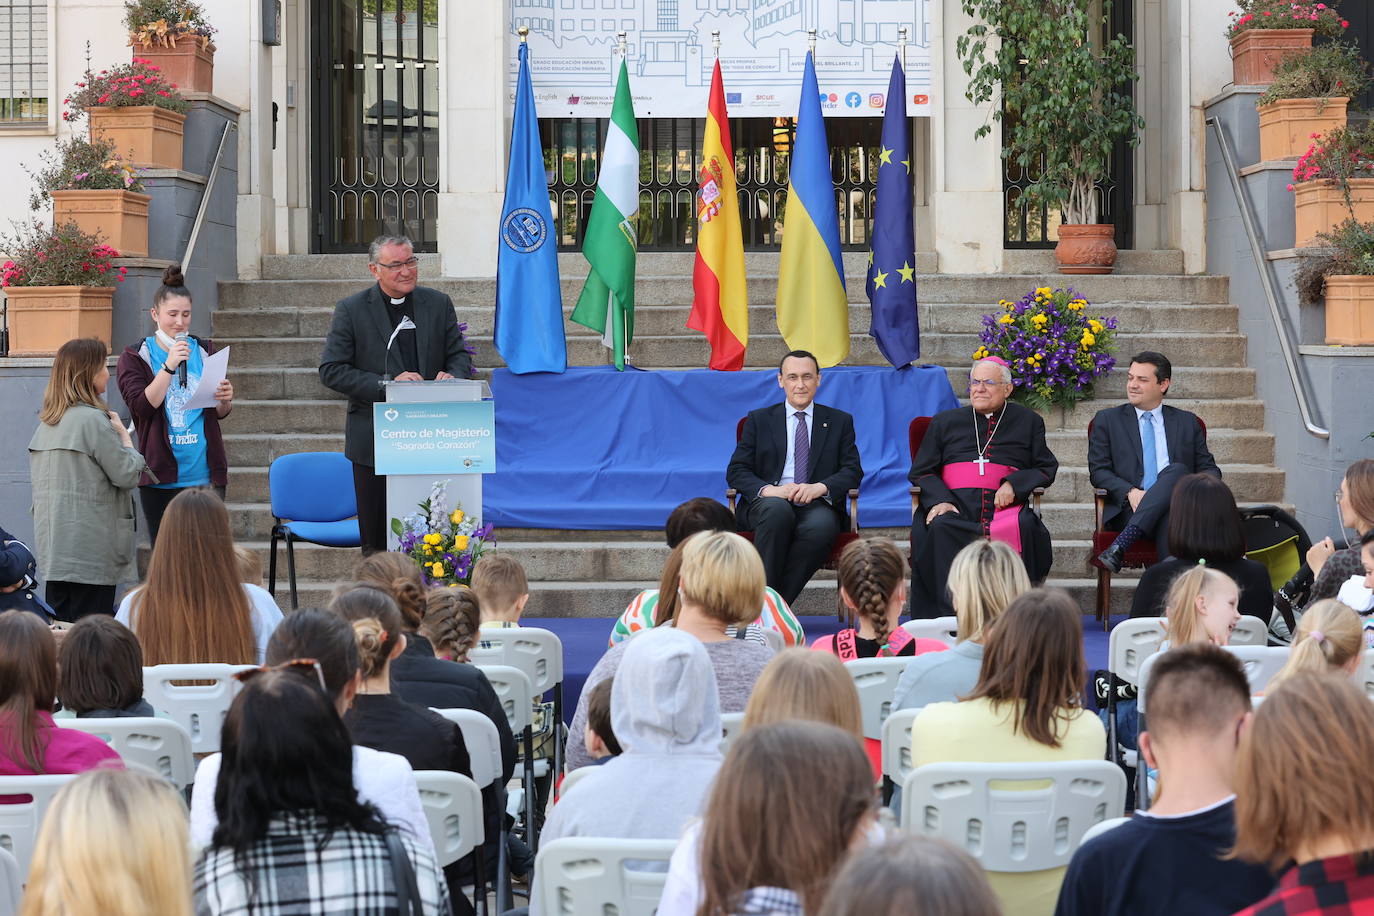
[374,379,494,551]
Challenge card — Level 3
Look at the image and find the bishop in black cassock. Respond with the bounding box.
[908,359,1058,616]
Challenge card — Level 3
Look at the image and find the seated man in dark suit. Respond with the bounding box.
[1090,351,1220,572]
[726,350,863,605]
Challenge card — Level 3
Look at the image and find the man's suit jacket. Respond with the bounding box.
[318,284,473,466]
[726,402,863,522]
[1088,402,1220,528]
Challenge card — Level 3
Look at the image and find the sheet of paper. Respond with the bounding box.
[185,346,230,410]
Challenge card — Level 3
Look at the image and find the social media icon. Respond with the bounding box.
[845,92,862,108]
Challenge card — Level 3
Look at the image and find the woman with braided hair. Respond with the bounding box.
[420,586,483,662]
[810,538,949,660]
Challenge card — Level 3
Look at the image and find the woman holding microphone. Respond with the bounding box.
[116,264,233,544]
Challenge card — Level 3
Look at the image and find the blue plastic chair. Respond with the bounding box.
[267,452,361,609]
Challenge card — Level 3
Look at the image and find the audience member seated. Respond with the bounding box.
[609,497,803,647]
[566,530,774,771]
[1128,474,1273,620]
[233,544,263,588]
[21,768,192,916]
[1163,564,1241,647]
[742,649,862,740]
[0,610,122,777]
[471,552,529,632]
[189,610,431,857]
[816,834,1001,916]
[893,538,1031,712]
[0,527,54,620]
[657,721,877,916]
[193,669,449,915]
[581,676,621,764]
[532,628,724,916]
[56,615,154,718]
[812,537,947,660]
[420,586,483,662]
[1267,599,1363,689]
[912,588,1106,916]
[1231,674,1374,916]
[1300,459,1374,611]
[115,489,282,664]
[1055,644,1274,916]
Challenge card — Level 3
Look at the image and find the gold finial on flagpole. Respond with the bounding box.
[518,26,528,44]
[712,29,720,58]
[617,30,627,57]
[807,28,817,57]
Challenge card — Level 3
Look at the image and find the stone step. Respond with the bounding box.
[1000,250,1186,275]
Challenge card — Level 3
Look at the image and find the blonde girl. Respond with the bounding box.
[1164,563,1240,647]
[1268,599,1363,687]
[742,649,863,740]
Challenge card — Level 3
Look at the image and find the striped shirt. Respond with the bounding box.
[608,587,804,648]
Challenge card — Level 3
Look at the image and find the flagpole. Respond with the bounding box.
[898,25,907,72]
[807,27,816,58]
[712,29,720,59]
[518,25,527,44]
[617,29,626,58]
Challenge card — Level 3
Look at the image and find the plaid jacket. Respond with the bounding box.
[1234,853,1374,916]
[193,812,451,915]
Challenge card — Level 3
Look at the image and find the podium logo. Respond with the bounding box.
[383,408,399,422]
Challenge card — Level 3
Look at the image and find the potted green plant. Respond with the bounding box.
[1227,0,1349,87]
[124,0,216,93]
[25,136,150,258]
[1292,217,1374,343]
[64,59,188,170]
[1288,124,1374,245]
[0,221,128,357]
[956,0,1143,273]
[1256,43,1368,160]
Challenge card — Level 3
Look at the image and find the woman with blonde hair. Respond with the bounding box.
[1163,563,1240,647]
[894,538,1030,712]
[421,586,483,662]
[21,768,192,916]
[565,530,775,771]
[1231,673,1374,915]
[116,488,282,665]
[1268,599,1363,688]
[743,649,862,740]
[29,337,147,620]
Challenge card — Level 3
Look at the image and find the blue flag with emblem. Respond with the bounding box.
[495,41,566,374]
[864,53,920,368]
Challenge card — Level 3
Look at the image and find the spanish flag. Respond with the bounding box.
[688,60,748,371]
[776,51,848,368]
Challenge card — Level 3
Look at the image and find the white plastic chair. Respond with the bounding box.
[1224,645,1292,694]
[557,765,594,801]
[476,664,539,851]
[1080,815,1132,845]
[844,658,910,741]
[142,664,254,755]
[533,836,679,916]
[880,707,921,794]
[1229,615,1270,647]
[0,847,19,916]
[901,616,959,647]
[412,770,484,868]
[57,717,195,789]
[899,760,1127,869]
[719,712,745,753]
[0,774,78,877]
[429,708,502,792]
[1104,617,1167,768]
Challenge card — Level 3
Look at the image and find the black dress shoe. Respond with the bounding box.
[1097,544,1125,573]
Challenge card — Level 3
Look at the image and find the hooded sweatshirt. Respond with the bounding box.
[531,627,724,916]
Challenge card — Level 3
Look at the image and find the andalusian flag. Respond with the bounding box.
[570,59,638,370]
[688,60,748,371]
[776,51,848,368]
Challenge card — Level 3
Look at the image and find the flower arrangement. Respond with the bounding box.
[25,136,145,210]
[1287,124,1374,209]
[1292,217,1374,303]
[1256,42,1370,109]
[124,0,216,48]
[0,221,127,288]
[392,480,494,586]
[974,286,1119,410]
[62,59,187,122]
[1226,1,1349,38]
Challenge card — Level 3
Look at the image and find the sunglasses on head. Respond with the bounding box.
[234,658,327,693]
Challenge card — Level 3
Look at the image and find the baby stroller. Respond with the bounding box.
[1240,505,1313,642]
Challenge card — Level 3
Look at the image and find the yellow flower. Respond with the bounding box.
[1035,286,1051,297]
[453,535,469,551]
[431,561,447,577]
[972,346,989,359]
[423,532,442,546]
[1089,319,1104,333]
[1082,332,1096,346]
[450,509,464,525]
[998,314,1014,325]
[1031,314,1048,327]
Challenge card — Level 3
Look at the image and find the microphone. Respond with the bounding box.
[383,316,417,381]
[175,332,189,388]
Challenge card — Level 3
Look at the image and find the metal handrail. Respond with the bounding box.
[182,120,237,271]
[1205,114,1329,439]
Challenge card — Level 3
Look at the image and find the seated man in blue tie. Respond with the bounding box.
[726,351,863,605]
[1091,351,1221,572]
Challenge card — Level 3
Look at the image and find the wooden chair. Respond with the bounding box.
[1088,416,1206,629]
[724,416,860,624]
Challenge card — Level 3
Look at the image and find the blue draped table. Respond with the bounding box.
[485,365,959,529]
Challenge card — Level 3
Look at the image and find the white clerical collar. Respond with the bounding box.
[389,296,406,306]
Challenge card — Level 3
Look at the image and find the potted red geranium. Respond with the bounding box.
[64,59,188,170]
[1227,0,1349,87]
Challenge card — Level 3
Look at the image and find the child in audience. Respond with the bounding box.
[912,588,1105,916]
[56,615,154,718]
[1268,599,1363,688]
[811,537,948,660]
[742,649,862,741]
[1163,563,1240,647]
[471,553,529,629]
[1055,645,1274,916]
[420,586,483,662]
[816,834,1001,916]
[354,551,429,630]
[233,544,262,588]
[657,720,877,916]
[583,676,622,763]
[21,769,192,916]
[1232,673,1374,915]
[0,611,122,776]
[0,527,55,620]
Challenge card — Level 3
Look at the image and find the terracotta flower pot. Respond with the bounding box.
[50,190,151,258]
[1292,178,1374,247]
[2,286,115,357]
[86,105,186,170]
[132,39,214,94]
[1230,28,1314,87]
[1054,224,1118,275]
[1323,275,1374,345]
[1258,97,1348,162]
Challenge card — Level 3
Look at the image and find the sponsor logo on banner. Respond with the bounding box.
[754,93,774,102]
[868,93,884,108]
[912,94,929,105]
[567,95,580,105]
[384,408,399,422]
[726,92,741,104]
[501,208,548,253]
[844,91,862,108]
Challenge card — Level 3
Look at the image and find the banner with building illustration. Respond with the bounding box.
[507,0,932,118]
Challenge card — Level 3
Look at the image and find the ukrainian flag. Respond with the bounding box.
[776,51,848,368]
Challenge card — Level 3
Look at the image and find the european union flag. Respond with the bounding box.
[495,41,566,374]
[865,53,920,367]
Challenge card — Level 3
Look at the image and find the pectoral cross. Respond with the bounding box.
[975,455,988,476]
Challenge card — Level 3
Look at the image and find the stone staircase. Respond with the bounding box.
[210,250,1284,616]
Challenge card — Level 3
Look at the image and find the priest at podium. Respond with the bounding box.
[908,357,1058,616]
